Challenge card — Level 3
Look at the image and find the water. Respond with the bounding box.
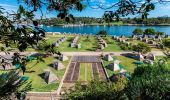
[42,25,170,36]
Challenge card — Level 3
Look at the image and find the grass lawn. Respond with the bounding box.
[102,36,123,52]
[127,39,162,51]
[103,56,138,77]
[0,56,71,92]
[86,63,93,81]
[0,34,123,52]
[56,35,99,52]
[79,63,93,81]
[79,63,86,81]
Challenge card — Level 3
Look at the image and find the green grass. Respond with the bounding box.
[0,56,71,92]
[102,36,123,52]
[0,34,124,52]
[79,63,86,81]
[56,35,99,52]
[79,63,93,81]
[116,56,137,73]
[103,56,137,77]
[86,63,93,81]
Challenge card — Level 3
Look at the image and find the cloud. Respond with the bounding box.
[0,4,17,12]
[160,6,170,9]
[0,4,17,8]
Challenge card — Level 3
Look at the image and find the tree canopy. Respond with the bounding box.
[0,70,32,99]
[97,30,108,36]
[63,62,170,100]
[143,28,156,35]
[132,42,151,54]
[133,28,143,35]
[163,39,170,48]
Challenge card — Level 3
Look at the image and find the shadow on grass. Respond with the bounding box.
[38,73,45,80]
[48,63,53,68]
[121,53,138,60]
[25,70,35,73]
[67,38,73,42]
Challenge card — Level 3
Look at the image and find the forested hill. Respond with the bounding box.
[39,16,170,26]
[38,17,102,26]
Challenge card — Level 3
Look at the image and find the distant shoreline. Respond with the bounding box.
[43,23,170,26]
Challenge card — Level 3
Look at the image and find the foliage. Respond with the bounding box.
[123,16,170,25]
[144,28,156,35]
[119,43,132,51]
[0,6,46,52]
[0,70,32,100]
[162,38,170,58]
[98,30,107,37]
[63,78,127,100]
[39,17,101,25]
[133,28,143,35]
[163,39,170,48]
[156,31,165,35]
[103,12,113,25]
[18,0,85,22]
[126,63,170,100]
[132,42,151,54]
[40,17,170,26]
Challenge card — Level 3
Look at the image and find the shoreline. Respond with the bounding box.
[43,24,170,26]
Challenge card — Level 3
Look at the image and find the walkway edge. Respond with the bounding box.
[56,56,73,95]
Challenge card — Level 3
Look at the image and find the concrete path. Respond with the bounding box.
[0,51,165,56]
[61,51,165,56]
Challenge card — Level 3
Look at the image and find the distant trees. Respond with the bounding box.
[132,28,165,36]
[133,28,143,35]
[122,17,170,25]
[132,42,151,54]
[39,17,101,25]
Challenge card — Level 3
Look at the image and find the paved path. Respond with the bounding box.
[0,51,165,56]
[61,51,165,56]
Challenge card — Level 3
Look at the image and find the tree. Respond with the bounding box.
[133,28,143,35]
[98,30,108,37]
[163,39,170,48]
[156,31,165,35]
[132,42,151,54]
[0,70,32,99]
[126,63,170,100]
[144,28,156,35]
[63,78,127,100]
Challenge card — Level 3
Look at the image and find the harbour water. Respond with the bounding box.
[42,25,170,36]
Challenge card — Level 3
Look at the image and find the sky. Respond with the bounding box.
[0,0,170,19]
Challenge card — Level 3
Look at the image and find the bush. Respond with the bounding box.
[133,28,143,35]
[98,30,108,37]
[132,42,151,54]
[144,28,156,35]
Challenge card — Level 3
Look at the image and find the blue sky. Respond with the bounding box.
[0,0,170,19]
